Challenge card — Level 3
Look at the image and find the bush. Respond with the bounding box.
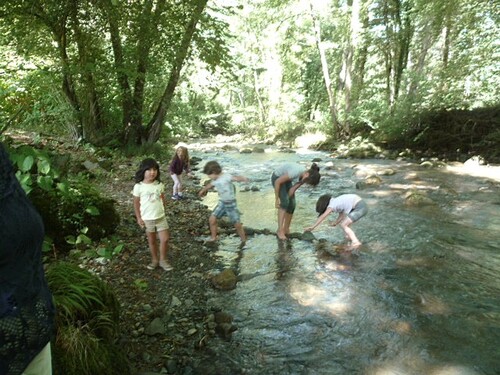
[46,262,129,375]
[30,177,120,253]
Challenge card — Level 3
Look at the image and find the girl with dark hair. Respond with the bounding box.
[305,193,368,247]
[132,158,172,271]
[271,162,321,240]
[1,142,55,375]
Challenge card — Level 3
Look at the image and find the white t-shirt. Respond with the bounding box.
[132,181,165,220]
[328,194,361,214]
[274,163,305,183]
[211,173,236,201]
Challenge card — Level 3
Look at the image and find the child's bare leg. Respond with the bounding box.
[209,215,218,241]
[146,232,159,264]
[277,209,287,240]
[234,222,246,242]
[158,230,170,262]
[283,212,293,235]
[340,218,361,246]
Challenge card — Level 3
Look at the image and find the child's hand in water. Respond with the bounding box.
[304,226,314,232]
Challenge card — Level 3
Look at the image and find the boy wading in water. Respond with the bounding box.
[305,194,368,248]
[198,161,249,244]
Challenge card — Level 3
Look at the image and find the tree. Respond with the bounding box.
[0,0,227,145]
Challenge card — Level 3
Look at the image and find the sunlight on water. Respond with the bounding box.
[191,143,500,375]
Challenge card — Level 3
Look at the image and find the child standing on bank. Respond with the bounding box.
[169,145,191,200]
[132,158,172,271]
[304,193,368,247]
[272,162,321,240]
[198,161,249,243]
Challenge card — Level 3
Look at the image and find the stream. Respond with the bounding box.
[187,140,500,375]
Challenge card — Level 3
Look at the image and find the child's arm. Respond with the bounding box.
[232,175,249,183]
[273,174,291,208]
[288,181,304,197]
[198,182,214,197]
[304,208,333,232]
[133,196,144,228]
[330,212,345,227]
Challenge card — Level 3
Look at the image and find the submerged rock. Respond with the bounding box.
[211,268,237,290]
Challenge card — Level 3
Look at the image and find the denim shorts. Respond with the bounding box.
[212,200,241,224]
[271,173,296,214]
[144,216,169,233]
[348,200,368,222]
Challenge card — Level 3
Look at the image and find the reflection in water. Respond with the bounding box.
[192,145,500,375]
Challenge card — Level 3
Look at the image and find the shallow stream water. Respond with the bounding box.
[188,141,500,375]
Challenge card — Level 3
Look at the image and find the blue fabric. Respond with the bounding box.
[0,143,55,375]
[212,200,241,223]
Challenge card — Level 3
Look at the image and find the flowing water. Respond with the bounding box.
[188,141,500,375]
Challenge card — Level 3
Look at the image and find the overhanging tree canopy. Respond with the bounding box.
[0,0,232,145]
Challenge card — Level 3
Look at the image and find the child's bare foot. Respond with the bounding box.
[277,231,287,240]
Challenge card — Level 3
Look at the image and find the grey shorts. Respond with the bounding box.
[348,200,368,222]
[212,200,241,224]
[144,216,169,233]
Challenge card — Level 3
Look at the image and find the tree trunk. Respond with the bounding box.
[407,29,433,98]
[350,3,369,110]
[69,0,104,142]
[340,0,363,135]
[144,0,209,144]
[308,1,341,138]
[393,0,412,105]
[100,0,134,144]
[53,24,84,140]
[253,69,267,124]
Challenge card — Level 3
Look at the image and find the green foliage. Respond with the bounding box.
[0,46,78,137]
[96,239,125,260]
[134,279,149,291]
[120,141,168,160]
[53,326,130,375]
[30,175,120,252]
[46,262,129,375]
[6,144,59,194]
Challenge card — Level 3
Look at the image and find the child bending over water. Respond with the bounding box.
[305,194,368,247]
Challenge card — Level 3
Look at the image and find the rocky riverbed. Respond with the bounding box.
[90,158,244,375]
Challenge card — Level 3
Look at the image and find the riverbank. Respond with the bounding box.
[93,161,244,374]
